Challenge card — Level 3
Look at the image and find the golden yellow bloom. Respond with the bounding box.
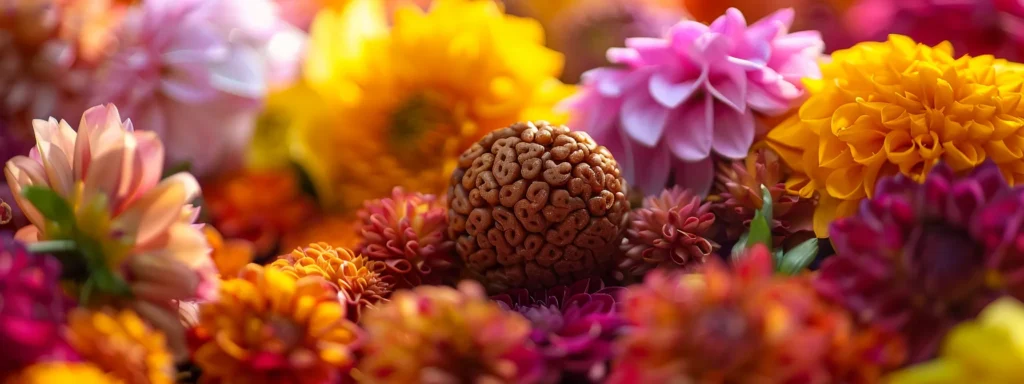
[193,264,362,384]
[767,35,1024,237]
[14,363,122,384]
[887,297,1024,383]
[65,308,176,384]
[270,243,393,322]
[295,0,574,211]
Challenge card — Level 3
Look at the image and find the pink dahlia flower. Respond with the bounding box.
[562,7,824,196]
[89,0,305,177]
[3,104,217,360]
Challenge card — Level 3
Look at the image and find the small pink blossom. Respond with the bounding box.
[562,8,824,196]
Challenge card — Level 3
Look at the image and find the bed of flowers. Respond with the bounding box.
[3,0,1024,383]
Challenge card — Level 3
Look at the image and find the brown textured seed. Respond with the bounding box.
[448,121,630,292]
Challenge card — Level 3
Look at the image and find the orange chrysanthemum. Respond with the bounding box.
[767,35,1024,236]
[270,243,393,322]
[356,281,545,384]
[203,227,255,279]
[65,308,176,384]
[192,265,362,384]
[203,168,317,256]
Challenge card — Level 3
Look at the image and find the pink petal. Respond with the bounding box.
[208,45,266,99]
[709,8,748,41]
[37,141,74,198]
[711,107,756,159]
[649,71,702,108]
[116,173,201,247]
[668,21,711,54]
[131,132,165,199]
[5,157,49,228]
[631,144,672,195]
[665,96,714,161]
[161,222,214,269]
[82,139,125,206]
[625,37,675,65]
[749,7,795,35]
[606,47,642,67]
[593,127,633,187]
[620,93,670,148]
[706,61,748,113]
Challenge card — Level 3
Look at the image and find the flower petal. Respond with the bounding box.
[711,107,756,159]
[665,96,714,161]
[115,173,201,246]
[620,93,670,148]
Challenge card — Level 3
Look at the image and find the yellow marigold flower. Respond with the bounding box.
[270,243,393,322]
[65,308,176,384]
[193,264,362,384]
[14,362,123,384]
[295,0,574,211]
[767,35,1024,237]
[887,297,1024,384]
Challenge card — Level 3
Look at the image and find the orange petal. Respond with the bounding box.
[813,194,840,238]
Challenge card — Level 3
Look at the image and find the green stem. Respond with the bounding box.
[26,240,78,254]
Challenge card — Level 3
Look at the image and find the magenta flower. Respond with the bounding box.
[816,162,1024,362]
[0,235,78,375]
[89,0,304,177]
[562,7,824,196]
[493,278,627,383]
[844,0,1024,60]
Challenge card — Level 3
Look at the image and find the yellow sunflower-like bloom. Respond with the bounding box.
[13,363,123,384]
[192,264,363,384]
[887,297,1024,383]
[65,308,176,384]
[294,0,574,211]
[767,35,1024,237]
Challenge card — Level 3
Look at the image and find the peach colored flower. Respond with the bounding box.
[3,104,217,361]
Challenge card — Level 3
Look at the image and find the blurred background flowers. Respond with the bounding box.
[4,0,1024,382]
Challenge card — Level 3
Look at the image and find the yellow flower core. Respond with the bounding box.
[65,308,176,384]
[14,362,123,384]
[767,35,1024,236]
[887,297,1024,383]
[294,0,574,211]
[193,264,361,384]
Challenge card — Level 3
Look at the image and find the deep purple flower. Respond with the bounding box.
[815,162,1024,363]
[0,235,78,375]
[493,278,627,383]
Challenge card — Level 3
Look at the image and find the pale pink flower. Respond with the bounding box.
[3,104,217,360]
[89,0,305,177]
[562,8,824,196]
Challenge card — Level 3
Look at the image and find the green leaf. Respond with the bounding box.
[779,238,819,275]
[746,210,773,250]
[25,240,78,254]
[731,232,750,262]
[773,247,785,268]
[759,184,773,224]
[21,186,73,226]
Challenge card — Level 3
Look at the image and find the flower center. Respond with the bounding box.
[910,223,987,311]
[387,93,457,171]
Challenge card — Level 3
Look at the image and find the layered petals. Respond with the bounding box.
[565,7,824,195]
